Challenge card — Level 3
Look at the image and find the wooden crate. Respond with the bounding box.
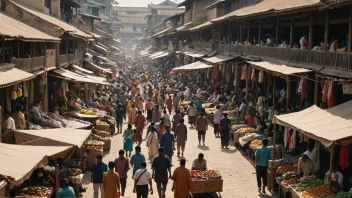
[191,181,207,194]
[96,123,110,132]
[206,179,223,193]
[191,180,223,194]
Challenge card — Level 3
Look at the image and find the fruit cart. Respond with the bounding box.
[190,170,223,194]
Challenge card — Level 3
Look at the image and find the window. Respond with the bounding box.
[92,7,99,16]
[45,0,51,14]
[133,26,137,31]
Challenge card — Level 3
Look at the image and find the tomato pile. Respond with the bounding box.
[190,170,221,181]
[302,185,338,198]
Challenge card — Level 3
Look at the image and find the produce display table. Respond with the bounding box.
[278,181,291,198]
[289,187,303,198]
[190,170,223,194]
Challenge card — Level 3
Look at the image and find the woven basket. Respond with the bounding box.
[96,123,110,132]
[191,181,207,194]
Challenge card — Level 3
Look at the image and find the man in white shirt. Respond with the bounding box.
[3,110,15,133]
[133,162,153,197]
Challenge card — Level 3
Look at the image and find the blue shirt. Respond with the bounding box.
[58,187,75,198]
[255,146,272,167]
[91,162,108,183]
[160,132,175,157]
[131,153,146,173]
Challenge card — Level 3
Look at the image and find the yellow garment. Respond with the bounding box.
[103,170,120,198]
[171,166,192,198]
[298,157,313,176]
[128,108,137,124]
[17,88,23,98]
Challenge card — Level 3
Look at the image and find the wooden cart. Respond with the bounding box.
[191,179,223,194]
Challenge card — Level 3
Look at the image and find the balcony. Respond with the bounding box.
[69,53,82,63]
[32,56,45,71]
[193,42,212,50]
[216,44,352,71]
[13,58,32,72]
[58,54,69,66]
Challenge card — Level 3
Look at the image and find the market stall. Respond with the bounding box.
[190,170,223,194]
[270,100,352,197]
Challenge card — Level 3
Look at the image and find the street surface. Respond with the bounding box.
[82,116,278,198]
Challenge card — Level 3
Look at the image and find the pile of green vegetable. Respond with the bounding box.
[322,191,352,198]
[294,179,323,192]
[282,171,298,180]
[230,117,240,125]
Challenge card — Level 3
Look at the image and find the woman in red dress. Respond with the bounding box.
[165,95,173,115]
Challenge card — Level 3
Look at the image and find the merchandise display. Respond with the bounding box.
[302,185,338,198]
[277,165,297,174]
[16,187,52,198]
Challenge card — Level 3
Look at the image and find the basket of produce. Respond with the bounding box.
[293,179,323,192]
[16,187,52,198]
[190,170,223,193]
[229,117,240,125]
[322,191,352,198]
[301,185,338,198]
[250,139,263,150]
[277,165,297,174]
[204,107,216,115]
[282,177,300,185]
[95,120,110,132]
[277,171,298,182]
[179,101,190,109]
[202,103,214,108]
[269,158,294,169]
[233,127,256,143]
[80,108,101,116]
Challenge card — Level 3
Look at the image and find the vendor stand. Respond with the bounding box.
[190,170,223,194]
[270,100,352,197]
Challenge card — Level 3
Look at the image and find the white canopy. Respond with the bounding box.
[0,143,71,188]
[173,61,212,70]
[273,100,352,147]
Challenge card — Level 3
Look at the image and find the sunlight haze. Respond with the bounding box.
[115,0,180,7]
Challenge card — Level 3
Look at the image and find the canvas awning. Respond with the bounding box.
[190,21,213,31]
[204,55,237,63]
[0,143,72,188]
[95,44,108,52]
[247,61,312,76]
[152,51,172,59]
[14,129,91,147]
[273,100,352,147]
[153,27,173,37]
[71,64,94,74]
[84,59,113,74]
[176,22,193,32]
[0,64,35,88]
[189,49,213,58]
[173,61,212,70]
[183,49,200,56]
[51,68,109,84]
[10,1,92,39]
[0,13,60,42]
[149,51,166,58]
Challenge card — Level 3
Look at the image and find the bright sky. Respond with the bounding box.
[116,0,178,7]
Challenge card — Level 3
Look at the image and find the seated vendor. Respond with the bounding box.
[324,165,344,189]
[245,113,255,127]
[192,153,207,170]
[297,154,313,177]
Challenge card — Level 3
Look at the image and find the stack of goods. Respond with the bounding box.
[282,177,300,185]
[293,179,323,192]
[84,139,104,151]
[204,107,216,115]
[277,165,297,174]
[99,116,116,134]
[302,185,338,198]
[202,103,214,109]
[91,134,111,151]
[85,139,104,170]
[16,187,52,198]
[229,117,241,125]
[190,170,223,193]
[233,127,256,143]
[269,158,294,169]
[95,120,110,132]
[231,124,247,132]
[239,133,263,147]
[48,113,91,129]
[277,171,298,182]
[93,128,112,138]
[322,191,352,198]
[80,108,101,116]
[179,101,190,110]
[250,139,263,150]
[68,168,83,185]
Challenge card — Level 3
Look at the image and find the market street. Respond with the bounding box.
[83,118,278,198]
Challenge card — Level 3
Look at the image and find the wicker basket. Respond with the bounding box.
[191,179,223,193]
[96,123,110,132]
[191,181,207,194]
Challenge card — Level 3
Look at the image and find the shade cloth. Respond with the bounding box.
[14,128,91,147]
[71,64,94,74]
[190,21,213,31]
[0,143,71,188]
[247,61,311,75]
[273,100,352,147]
[173,61,212,70]
[149,51,166,58]
[204,55,237,63]
[52,68,109,84]
[84,60,113,74]
[189,49,212,58]
[176,22,193,31]
[152,51,172,59]
[0,64,35,88]
[153,27,173,37]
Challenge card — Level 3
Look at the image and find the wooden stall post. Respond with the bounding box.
[328,143,335,193]
[247,21,250,43]
[348,6,352,69]
[324,12,329,66]
[286,76,291,110]
[239,25,242,43]
[309,14,313,49]
[272,76,276,108]
[258,20,261,45]
[314,75,319,105]
[245,65,250,102]
[235,64,240,92]
[17,40,20,58]
[237,23,240,42]
[2,40,5,63]
[55,158,59,198]
[289,19,293,47]
[276,16,279,46]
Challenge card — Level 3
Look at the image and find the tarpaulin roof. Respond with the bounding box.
[247,61,311,75]
[0,13,60,42]
[183,49,200,56]
[153,27,173,37]
[149,51,166,58]
[190,21,213,31]
[273,100,352,147]
[189,49,213,58]
[71,64,94,74]
[173,61,212,70]
[84,59,113,74]
[204,55,237,63]
[152,51,172,59]
[52,68,110,84]
[0,64,35,88]
[176,22,193,31]
[14,129,91,147]
[0,143,71,188]
[10,1,92,39]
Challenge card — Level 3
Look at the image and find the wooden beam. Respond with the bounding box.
[239,24,242,42]
[328,143,335,193]
[276,16,279,46]
[309,14,313,49]
[349,6,352,70]
[258,20,261,46]
[286,76,291,110]
[324,13,329,52]
[247,21,250,43]
[314,75,319,105]
[290,19,293,47]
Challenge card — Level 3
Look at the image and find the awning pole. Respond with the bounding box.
[328,143,335,193]
[55,158,59,198]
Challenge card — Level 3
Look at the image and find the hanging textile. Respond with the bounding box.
[11,90,17,100]
[322,79,329,102]
[301,78,307,102]
[241,64,248,80]
[339,145,349,170]
[258,70,264,83]
[23,83,28,98]
[251,67,255,80]
[297,78,304,93]
[284,127,289,147]
[225,65,230,84]
[289,130,296,149]
[328,81,335,108]
[267,74,272,86]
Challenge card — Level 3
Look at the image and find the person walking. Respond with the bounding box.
[159,126,175,164]
[174,119,187,157]
[115,104,125,134]
[255,138,272,194]
[187,101,197,128]
[123,124,134,157]
[135,110,147,145]
[171,159,192,198]
[152,147,172,198]
[145,99,154,122]
[152,105,161,124]
[165,95,173,115]
[220,112,231,149]
[130,146,146,176]
[103,161,121,198]
[58,178,75,198]
[114,150,130,197]
[171,109,182,132]
[128,104,137,124]
[195,112,208,146]
[213,105,222,137]
[91,155,108,198]
[172,94,180,111]
[146,128,159,159]
[133,161,153,198]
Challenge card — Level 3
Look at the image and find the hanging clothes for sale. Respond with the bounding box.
[225,65,230,84]
[328,80,335,108]
[322,79,329,102]
[267,74,272,86]
[258,70,264,83]
[251,67,255,80]
[339,145,349,170]
[289,130,296,149]
[23,83,28,98]
[241,64,248,80]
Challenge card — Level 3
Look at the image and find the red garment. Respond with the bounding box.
[328,82,335,108]
[166,98,172,109]
[135,114,146,144]
[301,78,307,101]
[339,145,349,169]
[322,80,329,102]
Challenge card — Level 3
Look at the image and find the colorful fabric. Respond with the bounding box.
[171,166,192,198]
